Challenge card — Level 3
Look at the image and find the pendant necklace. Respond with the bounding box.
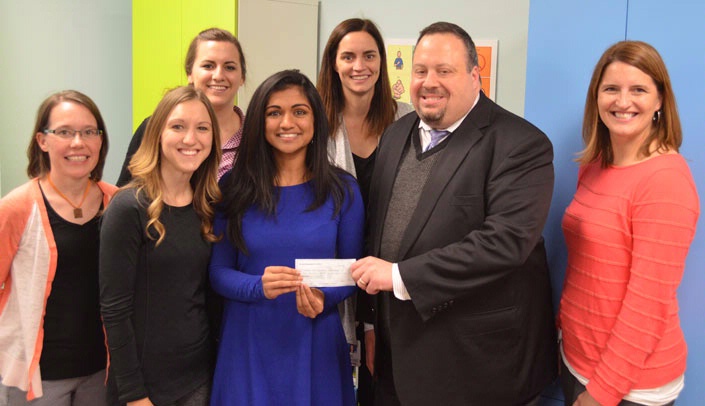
[46,174,92,218]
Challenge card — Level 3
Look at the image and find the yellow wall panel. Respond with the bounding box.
[132,0,237,131]
[132,1,182,130]
[182,0,237,54]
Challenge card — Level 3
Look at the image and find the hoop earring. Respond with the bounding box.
[653,110,662,122]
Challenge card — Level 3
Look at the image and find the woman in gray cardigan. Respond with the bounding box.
[317,17,413,405]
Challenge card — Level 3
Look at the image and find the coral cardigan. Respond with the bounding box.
[0,178,117,400]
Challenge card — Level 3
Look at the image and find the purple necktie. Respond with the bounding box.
[425,129,450,152]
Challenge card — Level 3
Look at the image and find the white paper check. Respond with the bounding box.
[295,258,356,287]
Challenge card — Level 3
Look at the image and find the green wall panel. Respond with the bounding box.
[132,0,237,131]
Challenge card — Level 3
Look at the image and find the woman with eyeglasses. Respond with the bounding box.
[0,90,117,405]
[117,27,247,185]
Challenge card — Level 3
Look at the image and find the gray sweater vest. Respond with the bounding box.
[380,133,446,263]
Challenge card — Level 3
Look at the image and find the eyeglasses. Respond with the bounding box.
[43,128,103,140]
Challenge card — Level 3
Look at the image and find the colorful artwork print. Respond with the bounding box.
[386,38,497,103]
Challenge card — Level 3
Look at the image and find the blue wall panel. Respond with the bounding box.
[525,0,627,309]
[627,3,705,405]
[527,1,704,404]
[525,2,626,401]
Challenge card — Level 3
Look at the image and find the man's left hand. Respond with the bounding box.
[573,390,601,406]
[350,256,393,294]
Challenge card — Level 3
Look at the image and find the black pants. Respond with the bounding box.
[373,292,541,406]
[357,323,374,406]
[560,359,675,406]
[374,375,541,406]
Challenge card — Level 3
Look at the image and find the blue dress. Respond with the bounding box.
[209,178,364,406]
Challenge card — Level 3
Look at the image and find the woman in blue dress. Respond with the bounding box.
[209,70,364,405]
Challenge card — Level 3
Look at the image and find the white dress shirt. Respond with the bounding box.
[392,93,479,300]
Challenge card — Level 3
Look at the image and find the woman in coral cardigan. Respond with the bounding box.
[0,90,116,405]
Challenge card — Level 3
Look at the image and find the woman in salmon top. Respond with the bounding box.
[559,41,699,406]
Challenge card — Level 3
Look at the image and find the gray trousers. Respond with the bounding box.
[1,369,107,406]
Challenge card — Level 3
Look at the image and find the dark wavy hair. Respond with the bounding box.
[317,18,397,138]
[223,69,350,253]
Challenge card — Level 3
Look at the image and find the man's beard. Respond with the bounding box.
[418,107,445,126]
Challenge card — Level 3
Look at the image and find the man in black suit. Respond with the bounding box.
[350,22,557,406]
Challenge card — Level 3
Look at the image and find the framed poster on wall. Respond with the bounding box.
[386,38,498,103]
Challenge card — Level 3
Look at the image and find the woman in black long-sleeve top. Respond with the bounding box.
[100,86,221,406]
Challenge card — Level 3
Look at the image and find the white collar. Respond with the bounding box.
[418,91,480,133]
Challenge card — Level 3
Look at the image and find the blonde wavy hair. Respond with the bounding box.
[127,86,222,246]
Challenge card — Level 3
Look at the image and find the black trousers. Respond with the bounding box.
[373,291,541,406]
[357,323,375,406]
[560,359,675,406]
[373,293,398,406]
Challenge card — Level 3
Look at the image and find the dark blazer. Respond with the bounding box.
[368,92,557,405]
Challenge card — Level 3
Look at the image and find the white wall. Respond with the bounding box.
[0,0,131,195]
[238,0,319,112]
[0,1,527,196]
[318,0,530,116]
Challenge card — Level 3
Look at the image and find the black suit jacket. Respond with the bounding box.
[369,92,557,405]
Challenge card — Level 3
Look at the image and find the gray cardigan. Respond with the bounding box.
[327,101,414,345]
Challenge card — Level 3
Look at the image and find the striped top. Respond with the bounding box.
[559,153,699,406]
[217,105,246,180]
